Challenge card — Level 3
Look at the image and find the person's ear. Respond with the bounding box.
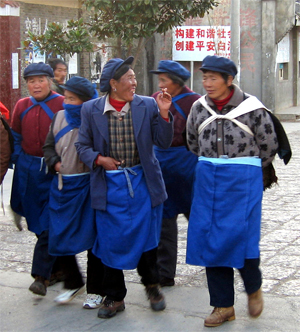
[110,78,117,91]
[227,75,234,87]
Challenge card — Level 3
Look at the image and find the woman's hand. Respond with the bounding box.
[54,161,61,173]
[156,88,172,118]
[95,155,121,170]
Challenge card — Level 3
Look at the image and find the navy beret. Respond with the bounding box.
[100,56,134,92]
[23,62,54,79]
[60,76,95,98]
[200,55,238,78]
[150,60,191,82]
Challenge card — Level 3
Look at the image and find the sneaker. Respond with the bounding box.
[145,284,166,311]
[97,297,125,319]
[54,286,85,304]
[83,294,102,309]
[29,276,49,296]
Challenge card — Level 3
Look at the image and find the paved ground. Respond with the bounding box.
[0,120,299,332]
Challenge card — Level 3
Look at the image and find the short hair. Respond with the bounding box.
[165,72,185,88]
[47,58,68,71]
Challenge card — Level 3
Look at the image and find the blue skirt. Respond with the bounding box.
[93,165,163,270]
[154,146,197,219]
[48,173,96,256]
[10,150,53,235]
[186,157,263,269]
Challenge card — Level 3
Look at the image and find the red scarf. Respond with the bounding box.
[212,89,234,111]
[109,97,126,112]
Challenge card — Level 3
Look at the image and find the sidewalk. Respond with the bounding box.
[0,122,300,332]
[275,105,300,122]
[1,269,300,332]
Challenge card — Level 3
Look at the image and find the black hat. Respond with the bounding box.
[60,76,95,98]
[23,62,54,79]
[100,56,134,92]
[150,60,191,82]
[200,55,238,78]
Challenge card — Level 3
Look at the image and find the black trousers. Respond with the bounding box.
[58,250,105,296]
[206,258,262,307]
[31,230,57,280]
[157,212,189,280]
[103,247,160,302]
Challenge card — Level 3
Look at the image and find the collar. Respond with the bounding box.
[103,93,130,117]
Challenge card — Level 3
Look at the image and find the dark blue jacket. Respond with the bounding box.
[75,94,174,210]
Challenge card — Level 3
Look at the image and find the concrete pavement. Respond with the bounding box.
[0,120,299,332]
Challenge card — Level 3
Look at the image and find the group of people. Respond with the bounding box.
[4,54,290,327]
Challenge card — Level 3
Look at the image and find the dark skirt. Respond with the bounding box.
[154,145,197,219]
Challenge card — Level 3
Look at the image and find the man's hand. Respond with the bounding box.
[156,88,172,119]
[95,155,121,170]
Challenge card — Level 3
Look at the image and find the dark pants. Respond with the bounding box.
[103,247,160,302]
[31,230,57,280]
[206,258,262,307]
[58,250,105,296]
[157,213,189,280]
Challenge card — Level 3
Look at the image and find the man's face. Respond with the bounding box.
[27,75,52,101]
[54,63,68,84]
[202,71,233,100]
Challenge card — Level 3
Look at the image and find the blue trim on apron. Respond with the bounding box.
[20,94,60,121]
[172,92,197,120]
[10,150,53,235]
[92,165,163,270]
[48,173,96,255]
[186,156,263,269]
[54,124,74,144]
[154,145,197,219]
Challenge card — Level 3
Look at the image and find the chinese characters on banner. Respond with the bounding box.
[172,26,231,61]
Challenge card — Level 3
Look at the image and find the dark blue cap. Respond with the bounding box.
[23,62,54,79]
[150,60,191,82]
[60,76,95,98]
[100,56,134,92]
[200,55,238,78]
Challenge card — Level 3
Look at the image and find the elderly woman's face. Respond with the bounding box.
[111,69,137,102]
[157,73,181,97]
[202,71,233,100]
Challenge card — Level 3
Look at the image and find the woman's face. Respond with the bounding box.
[64,90,83,105]
[202,71,233,100]
[110,69,137,102]
[157,73,182,97]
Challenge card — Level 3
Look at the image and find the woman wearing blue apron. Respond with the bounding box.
[75,57,174,319]
[186,56,280,327]
[43,76,105,309]
[150,60,200,287]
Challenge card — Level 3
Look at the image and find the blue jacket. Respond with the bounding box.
[75,94,174,211]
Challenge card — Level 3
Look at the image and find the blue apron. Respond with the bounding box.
[154,145,197,219]
[10,94,60,235]
[48,173,96,256]
[10,150,53,235]
[186,156,263,269]
[93,165,163,270]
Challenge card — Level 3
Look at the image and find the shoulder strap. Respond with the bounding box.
[198,96,264,136]
[172,92,197,120]
[54,124,74,144]
[20,94,61,121]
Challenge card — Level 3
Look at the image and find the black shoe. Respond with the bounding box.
[159,277,175,287]
[49,271,66,286]
[146,284,166,311]
[29,276,49,296]
[97,297,125,319]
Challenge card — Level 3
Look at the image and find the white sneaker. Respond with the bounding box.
[83,294,102,309]
[54,286,85,304]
